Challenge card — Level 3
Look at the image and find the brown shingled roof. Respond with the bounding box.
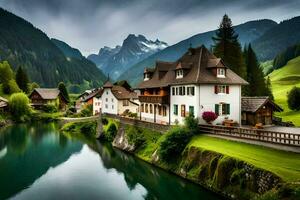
[241,97,283,113]
[83,88,104,102]
[103,81,113,88]
[111,85,138,100]
[0,96,8,108]
[33,88,60,100]
[137,45,248,89]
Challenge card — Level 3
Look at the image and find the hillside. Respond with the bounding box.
[253,16,300,61]
[0,8,106,88]
[51,38,83,59]
[269,56,300,126]
[120,19,277,86]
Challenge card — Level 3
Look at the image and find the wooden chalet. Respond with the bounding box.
[29,88,68,110]
[241,97,283,125]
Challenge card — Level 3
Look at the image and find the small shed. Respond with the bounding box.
[0,97,8,112]
[241,97,283,125]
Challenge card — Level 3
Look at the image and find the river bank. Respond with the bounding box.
[92,118,300,200]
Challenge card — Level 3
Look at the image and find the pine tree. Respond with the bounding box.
[212,14,247,79]
[287,87,300,111]
[16,66,29,93]
[0,61,15,94]
[265,76,274,100]
[58,82,69,101]
[245,44,269,97]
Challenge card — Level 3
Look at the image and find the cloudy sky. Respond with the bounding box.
[0,0,299,56]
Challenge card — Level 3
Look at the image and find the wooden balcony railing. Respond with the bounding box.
[138,95,169,104]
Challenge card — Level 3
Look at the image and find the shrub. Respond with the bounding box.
[184,114,199,134]
[105,122,118,142]
[202,111,218,124]
[42,104,58,113]
[159,127,192,162]
[287,87,300,111]
[126,126,145,148]
[80,122,96,135]
[128,112,138,118]
[80,104,93,117]
[101,117,108,125]
[8,79,21,94]
[9,92,31,121]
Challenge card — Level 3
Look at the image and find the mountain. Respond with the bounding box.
[51,38,83,59]
[87,45,121,71]
[120,19,277,86]
[252,16,300,61]
[88,34,168,78]
[0,8,106,88]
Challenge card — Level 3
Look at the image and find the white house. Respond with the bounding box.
[102,81,139,116]
[79,88,103,115]
[137,45,248,125]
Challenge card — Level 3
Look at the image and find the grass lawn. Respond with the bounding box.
[269,56,300,126]
[189,135,300,182]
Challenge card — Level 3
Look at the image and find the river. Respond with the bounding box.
[0,123,221,200]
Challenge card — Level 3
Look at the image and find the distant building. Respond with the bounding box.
[81,88,104,115]
[29,88,68,110]
[101,81,139,115]
[137,45,248,125]
[0,97,8,112]
[241,97,283,125]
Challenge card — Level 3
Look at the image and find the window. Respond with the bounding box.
[111,98,114,102]
[176,87,178,95]
[189,106,194,116]
[150,104,153,114]
[144,73,151,80]
[106,98,108,102]
[145,104,148,113]
[173,104,178,115]
[215,85,229,94]
[123,100,129,106]
[187,87,195,96]
[217,68,225,77]
[158,106,162,115]
[179,87,182,95]
[176,69,184,79]
[182,87,185,95]
[106,91,108,95]
[141,104,144,112]
[181,105,186,117]
[105,104,108,109]
[172,87,175,96]
[215,103,230,116]
[112,105,114,109]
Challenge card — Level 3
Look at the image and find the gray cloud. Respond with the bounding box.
[0,0,299,56]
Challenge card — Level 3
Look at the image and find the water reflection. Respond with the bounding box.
[0,123,220,200]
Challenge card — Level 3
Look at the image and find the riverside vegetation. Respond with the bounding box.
[61,116,300,200]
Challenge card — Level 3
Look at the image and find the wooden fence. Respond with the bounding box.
[199,124,300,147]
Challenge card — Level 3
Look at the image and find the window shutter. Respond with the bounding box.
[214,85,218,94]
[226,86,229,94]
[227,104,230,115]
[215,104,219,116]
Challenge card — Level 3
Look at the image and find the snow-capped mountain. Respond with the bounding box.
[87,34,168,78]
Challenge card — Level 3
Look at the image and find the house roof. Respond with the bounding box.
[0,96,8,108]
[241,97,283,113]
[103,81,113,88]
[137,45,248,89]
[83,88,103,102]
[111,85,138,100]
[30,88,69,102]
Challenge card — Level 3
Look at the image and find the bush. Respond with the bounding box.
[184,114,199,134]
[42,104,58,113]
[9,92,31,121]
[202,111,218,123]
[101,117,108,125]
[105,122,118,142]
[80,104,93,117]
[126,126,145,148]
[287,87,300,111]
[159,127,192,162]
[80,122,96,135]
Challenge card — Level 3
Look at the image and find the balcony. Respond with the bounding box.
[138,95,169,104]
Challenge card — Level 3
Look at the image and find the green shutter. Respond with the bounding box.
[215,104,219,115]
[174,104,178,115]
[227,104,230,115]
[189,106,194,117]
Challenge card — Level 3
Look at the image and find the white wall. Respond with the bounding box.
[101,88,118,115]
[140,103,170,124]
[93,96,102,115]
[199,85,241,125]
[170,85,200,125]
[118,100,139,115]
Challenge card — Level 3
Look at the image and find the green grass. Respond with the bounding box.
[188,135,300,182]
[269,56,300,126]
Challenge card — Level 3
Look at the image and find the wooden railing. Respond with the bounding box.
[199,124,300,147]
[138,95,169,104]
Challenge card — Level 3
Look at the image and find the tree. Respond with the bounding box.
[8,80,21,94]
[16,66,29,93]
[287,87,300,111]
[244,44,269,97]
[265,76,274,100]
[0,61,14,94]
[30,82,40,93]
[212,14,247,80]
[9,93,31,121]
[58,82,69,101]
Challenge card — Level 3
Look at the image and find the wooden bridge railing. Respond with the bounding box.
[199,124,300,147]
